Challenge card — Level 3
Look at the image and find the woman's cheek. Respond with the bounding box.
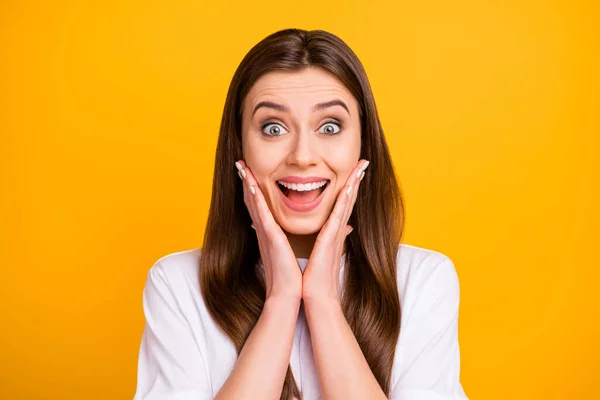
[322,137,360,164]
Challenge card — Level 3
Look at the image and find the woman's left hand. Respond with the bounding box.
[302,159,370,304]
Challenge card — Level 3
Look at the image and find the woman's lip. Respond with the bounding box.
[277,176,330,184]
[277,181,329,212]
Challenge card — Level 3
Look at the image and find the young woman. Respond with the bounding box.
[134,28,468,400]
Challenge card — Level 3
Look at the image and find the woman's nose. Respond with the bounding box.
[285,129,319,167]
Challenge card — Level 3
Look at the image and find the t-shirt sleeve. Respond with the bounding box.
[133,261,213,400]
[389,257,469,400]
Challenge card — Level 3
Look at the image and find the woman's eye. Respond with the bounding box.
[261,122,287,137]
[319,121,342,136]
[260,120,342,137]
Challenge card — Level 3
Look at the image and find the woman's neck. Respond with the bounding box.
[284,231,317,259]
[284,230,347,259]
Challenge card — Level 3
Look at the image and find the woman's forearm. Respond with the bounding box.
[215,296,301,400]
[304,297,387,400]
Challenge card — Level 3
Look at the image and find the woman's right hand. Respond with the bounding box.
[236,160,303,303]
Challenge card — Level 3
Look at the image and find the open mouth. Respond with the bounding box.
[277,180,330,204]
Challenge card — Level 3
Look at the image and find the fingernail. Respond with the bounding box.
[249,185,256,195]
[235,161,243,171]
[347,227,353,235]
[251,224,255,230]
[240,169,247,180]
[359,171,365,181]
[356,169,362,179]
[346,186,352,196]
[238,171,243,180]
[361,160,370,171]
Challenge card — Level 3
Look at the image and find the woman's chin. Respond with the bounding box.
[278,216,324,236]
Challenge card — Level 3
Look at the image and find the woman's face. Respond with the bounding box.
[241,66,362,235]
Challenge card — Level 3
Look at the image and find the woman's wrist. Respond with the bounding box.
[264,293,302,313]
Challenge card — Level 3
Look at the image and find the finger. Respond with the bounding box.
[237,160,283,239]
[348,160,367,218]
[342,159,369,229]
[320,181,353,240]
[315,159,369,243]
[236,160,259,230]
[236,161,277,287]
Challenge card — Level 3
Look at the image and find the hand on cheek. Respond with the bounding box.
[235,160,303,302]
[302,159,369,304]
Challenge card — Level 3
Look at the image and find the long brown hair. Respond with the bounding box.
[200,28,404,399]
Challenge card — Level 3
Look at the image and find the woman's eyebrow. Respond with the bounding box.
[252,99,350,117]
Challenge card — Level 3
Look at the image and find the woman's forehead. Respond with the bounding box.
[244,70,356,116]
[248,69,351,100]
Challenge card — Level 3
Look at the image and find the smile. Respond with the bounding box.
[276,179,330,212]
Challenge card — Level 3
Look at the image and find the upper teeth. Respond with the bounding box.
[277,180,328,192]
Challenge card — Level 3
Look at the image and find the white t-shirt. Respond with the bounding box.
[133,243,469,400]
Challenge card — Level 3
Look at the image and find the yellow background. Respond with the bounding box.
[1,0,598,398]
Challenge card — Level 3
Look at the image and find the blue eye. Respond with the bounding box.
[319,120,342,136]
[261,122,287,137]
[260,119,343,137]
